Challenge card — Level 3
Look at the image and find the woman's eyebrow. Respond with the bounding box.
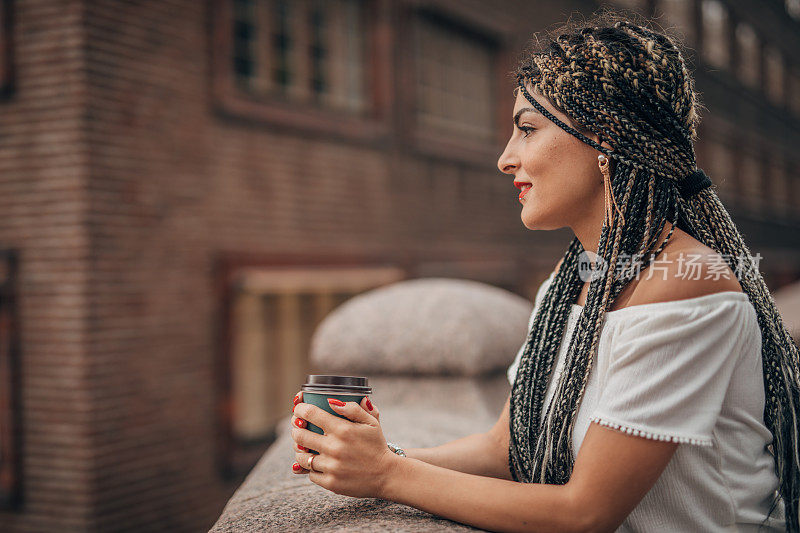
[513,107,540,127]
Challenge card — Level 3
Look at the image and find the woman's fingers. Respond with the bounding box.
[291,391,315,475]
[294,451,326,473]
[327,398,378,426]
[293,402,345,434]
[290,424,326,453]
[290,392,304,429]
[360,396,379,421]
[291,461,309,474]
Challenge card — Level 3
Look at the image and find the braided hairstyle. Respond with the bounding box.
[507,12,800,531]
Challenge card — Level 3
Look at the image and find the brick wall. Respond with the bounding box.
[0,0,93,531]
[0,0,798,532]
[77,0,568,530]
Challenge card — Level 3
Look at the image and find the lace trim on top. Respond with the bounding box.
[590,415,714,446]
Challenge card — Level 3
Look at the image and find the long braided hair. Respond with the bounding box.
[507,12,800,531]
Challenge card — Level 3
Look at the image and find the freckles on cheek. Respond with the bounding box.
[539,137,569,167]
[522,133,563,172]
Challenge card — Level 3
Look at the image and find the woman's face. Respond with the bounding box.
[497,86,606,232]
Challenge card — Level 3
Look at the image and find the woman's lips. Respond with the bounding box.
[518,184,532,200]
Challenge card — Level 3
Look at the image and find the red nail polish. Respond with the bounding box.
[292,462,302,472]
[365,397,374,411]
[297,444,307,452]
[328,398,345,407]
[293,394,301,407]
[294,418,305,428]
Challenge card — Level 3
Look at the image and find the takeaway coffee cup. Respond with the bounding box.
[300,375,372,437]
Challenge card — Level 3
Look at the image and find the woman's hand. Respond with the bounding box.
[289,392,396,499]
[291,391,381,423]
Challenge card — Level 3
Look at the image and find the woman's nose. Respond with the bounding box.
[497,143,519,175]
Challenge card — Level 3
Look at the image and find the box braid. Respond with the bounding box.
[507,16,800,531]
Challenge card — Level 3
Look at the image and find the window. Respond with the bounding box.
[735,23,760,89]
[701,0,730,69]
[658,0,696,43]
[763,46,785,106]
[413,13,496,144]
[212,0,392,141]
[232,0,367,112]
[0,249,20,510]
[405,9,502,163]
[217,261,405,477]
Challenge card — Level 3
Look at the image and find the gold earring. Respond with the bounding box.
[598,154,624,227]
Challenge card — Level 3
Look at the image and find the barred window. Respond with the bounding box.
[735,23,760,89]
[701,0,730,69]
[413,12,496,144]
[219,264,404,476]
[231,0,367,112]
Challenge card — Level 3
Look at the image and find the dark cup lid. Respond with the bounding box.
[301,375,371,395]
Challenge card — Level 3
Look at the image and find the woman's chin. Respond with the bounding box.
[521,216,541,230]
[521,213,558,231]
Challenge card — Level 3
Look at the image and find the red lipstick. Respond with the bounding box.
[514,181,532,200]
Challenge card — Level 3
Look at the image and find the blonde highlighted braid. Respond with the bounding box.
[507,14,800,531]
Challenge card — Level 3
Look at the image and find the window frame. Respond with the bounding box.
[396,3,509,165]
[213,252,410,479]
[210,0,394,144]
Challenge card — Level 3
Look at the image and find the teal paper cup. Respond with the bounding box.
[300,375,372,452]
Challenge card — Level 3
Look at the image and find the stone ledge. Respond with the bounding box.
[210,376,511,532]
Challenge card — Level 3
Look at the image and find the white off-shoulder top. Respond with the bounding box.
[507,270,786,532]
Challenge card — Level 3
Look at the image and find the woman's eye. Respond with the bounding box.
[519,126,535,138]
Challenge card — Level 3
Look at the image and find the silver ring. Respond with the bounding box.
[307,454,315,471]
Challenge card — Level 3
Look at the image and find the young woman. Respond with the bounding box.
[288,13,799,532]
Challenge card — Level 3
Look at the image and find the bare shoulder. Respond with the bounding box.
[627,229,743,307]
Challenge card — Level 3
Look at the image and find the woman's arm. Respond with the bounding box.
[382,420,678,533]
[404,396,512,480]
[292,391,513,479]
[291,400,678,533]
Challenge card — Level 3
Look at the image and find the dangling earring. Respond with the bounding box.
[598,154,624,227]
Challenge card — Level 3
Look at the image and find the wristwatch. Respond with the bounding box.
[386,441,406,457]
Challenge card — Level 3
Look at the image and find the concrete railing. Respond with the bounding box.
[210,278,533,532]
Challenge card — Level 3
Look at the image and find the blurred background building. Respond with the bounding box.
[0,0,798,531]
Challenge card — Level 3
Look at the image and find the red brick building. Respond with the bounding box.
[0,0,798,531]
